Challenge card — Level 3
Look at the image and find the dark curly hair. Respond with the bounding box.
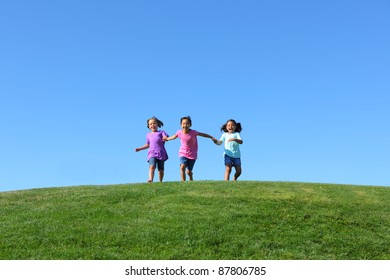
[180,116,192,125]
[147,116,164,128]
[221,119,242,132]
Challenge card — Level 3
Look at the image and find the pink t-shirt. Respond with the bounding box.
[176,129,199,159]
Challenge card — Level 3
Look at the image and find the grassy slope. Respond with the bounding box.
[1,181,389,260]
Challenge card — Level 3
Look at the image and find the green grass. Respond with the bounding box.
[1,181,389,260]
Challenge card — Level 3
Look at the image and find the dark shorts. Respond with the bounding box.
[179,156,196,171]
[224,154,241,167]
[148,157,165,171]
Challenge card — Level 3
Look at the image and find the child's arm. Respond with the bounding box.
[164,134,178,141]
[228,138,243,144]
[198,132,218,144]
[135,144,149,152]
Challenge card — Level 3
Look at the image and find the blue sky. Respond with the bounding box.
[1,0,389,192]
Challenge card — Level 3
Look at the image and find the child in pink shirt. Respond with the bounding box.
[165,116,218,181]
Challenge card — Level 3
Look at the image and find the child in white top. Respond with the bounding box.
[215,119,243,180]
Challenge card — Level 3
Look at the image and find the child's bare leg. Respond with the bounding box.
[224,165,232,180]
[233,166,242,181]
[148,165,156,182]
[186,169,193,181]
[180,164,186,181]
[158,170,164,182]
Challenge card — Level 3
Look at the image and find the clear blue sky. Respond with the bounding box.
[1,0,389,192]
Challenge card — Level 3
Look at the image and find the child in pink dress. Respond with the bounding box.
[164,116,218,181]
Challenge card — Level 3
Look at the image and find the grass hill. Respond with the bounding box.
[1,181,389,260]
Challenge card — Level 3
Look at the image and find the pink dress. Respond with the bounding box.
[176,129,199,159]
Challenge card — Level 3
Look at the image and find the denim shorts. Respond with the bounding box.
[224,154,241,167]
[148,157,165,171]
[179,156,196,171]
